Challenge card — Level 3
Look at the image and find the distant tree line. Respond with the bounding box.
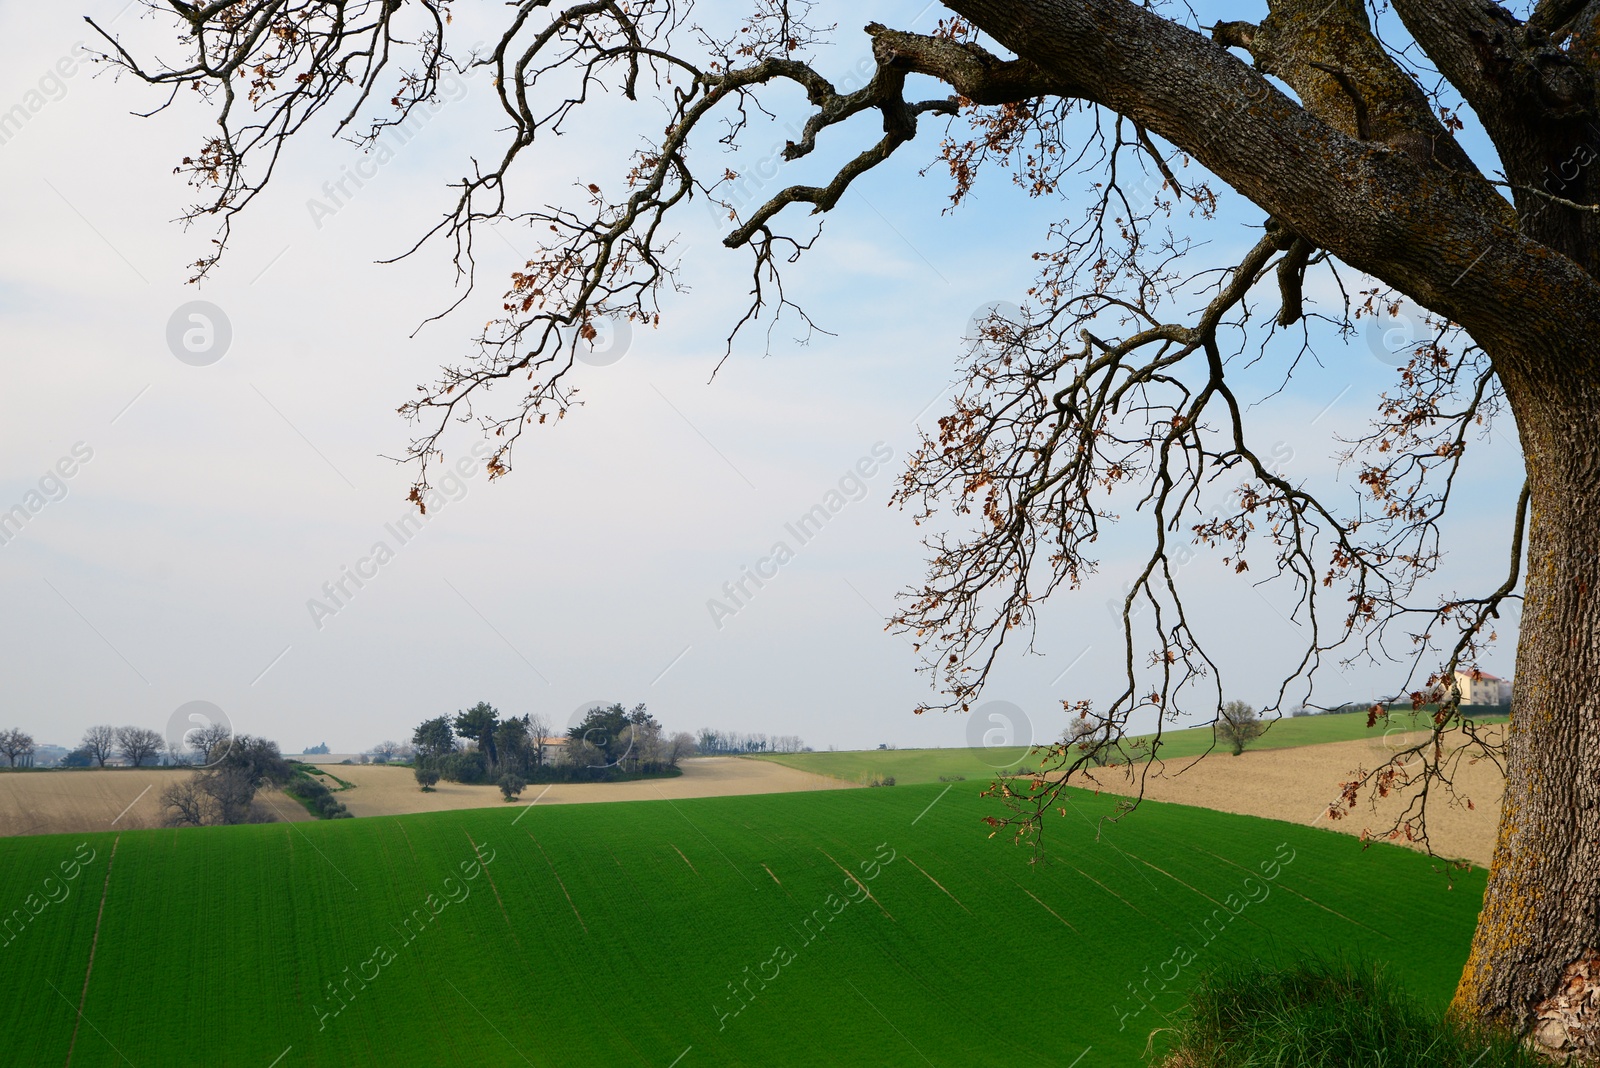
[67,723,210,768]
[1291,703,1376,717]
[1289,700,1507,718]
[0,722,239,770]
[695,729,806,755]
[0,726,162,770]
[411,702,695,790]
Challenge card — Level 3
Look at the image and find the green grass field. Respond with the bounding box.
[754,707,1510,785]
[0,784,1483,1066]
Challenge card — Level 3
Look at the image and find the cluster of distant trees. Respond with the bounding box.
[411,702,553,788]
[694,729,807,755]
[411,701,696,791]
[567,703,695,775]
[160,734,295,826]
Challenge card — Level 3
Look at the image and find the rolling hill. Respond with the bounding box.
[0,782,1484,1066]
[753,707,1509,785]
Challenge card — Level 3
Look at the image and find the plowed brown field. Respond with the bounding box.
[1067,727,1504,866]
[315,756,856,818]
[0,756,854,836]
[0,769,315,837]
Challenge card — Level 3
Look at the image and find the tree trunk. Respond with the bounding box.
[1454,368,1600,1044]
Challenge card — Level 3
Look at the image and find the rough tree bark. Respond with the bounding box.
[1456,380,1600,1038]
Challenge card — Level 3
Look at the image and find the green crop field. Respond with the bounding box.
[753,707,1511,785]
[0,784,1483,1066]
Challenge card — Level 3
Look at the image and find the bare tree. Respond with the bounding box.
[1063,712,1118,767]
[1216,701,1265,757]
[371,740,402,763]
[96,0,1600,1038]
[81,725,116,768]
[667,732,698,767]
[116,726,164,768]
[0,729,35,767]
[526,713,553,771]
[188,722,234,766]
[158,734,292,826]
[204,764,264,825]
[159,778,208,827]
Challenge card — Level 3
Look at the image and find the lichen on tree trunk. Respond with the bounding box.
[1453,385,1600,1038]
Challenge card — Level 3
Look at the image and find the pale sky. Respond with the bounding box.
[0,1,1526,756]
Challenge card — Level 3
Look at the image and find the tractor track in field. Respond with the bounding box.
[63,833,118,1068]
[529,833,588,935]
[464,830,520,950]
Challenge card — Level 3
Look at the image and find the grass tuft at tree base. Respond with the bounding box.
[1158,957,1540,1067]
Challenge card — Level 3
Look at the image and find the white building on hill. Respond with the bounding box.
[1455,668,1512,707]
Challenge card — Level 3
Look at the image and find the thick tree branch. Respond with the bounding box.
[1215,0,1474,172]
[866,22,1060,104]
[943,0,1600,396]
